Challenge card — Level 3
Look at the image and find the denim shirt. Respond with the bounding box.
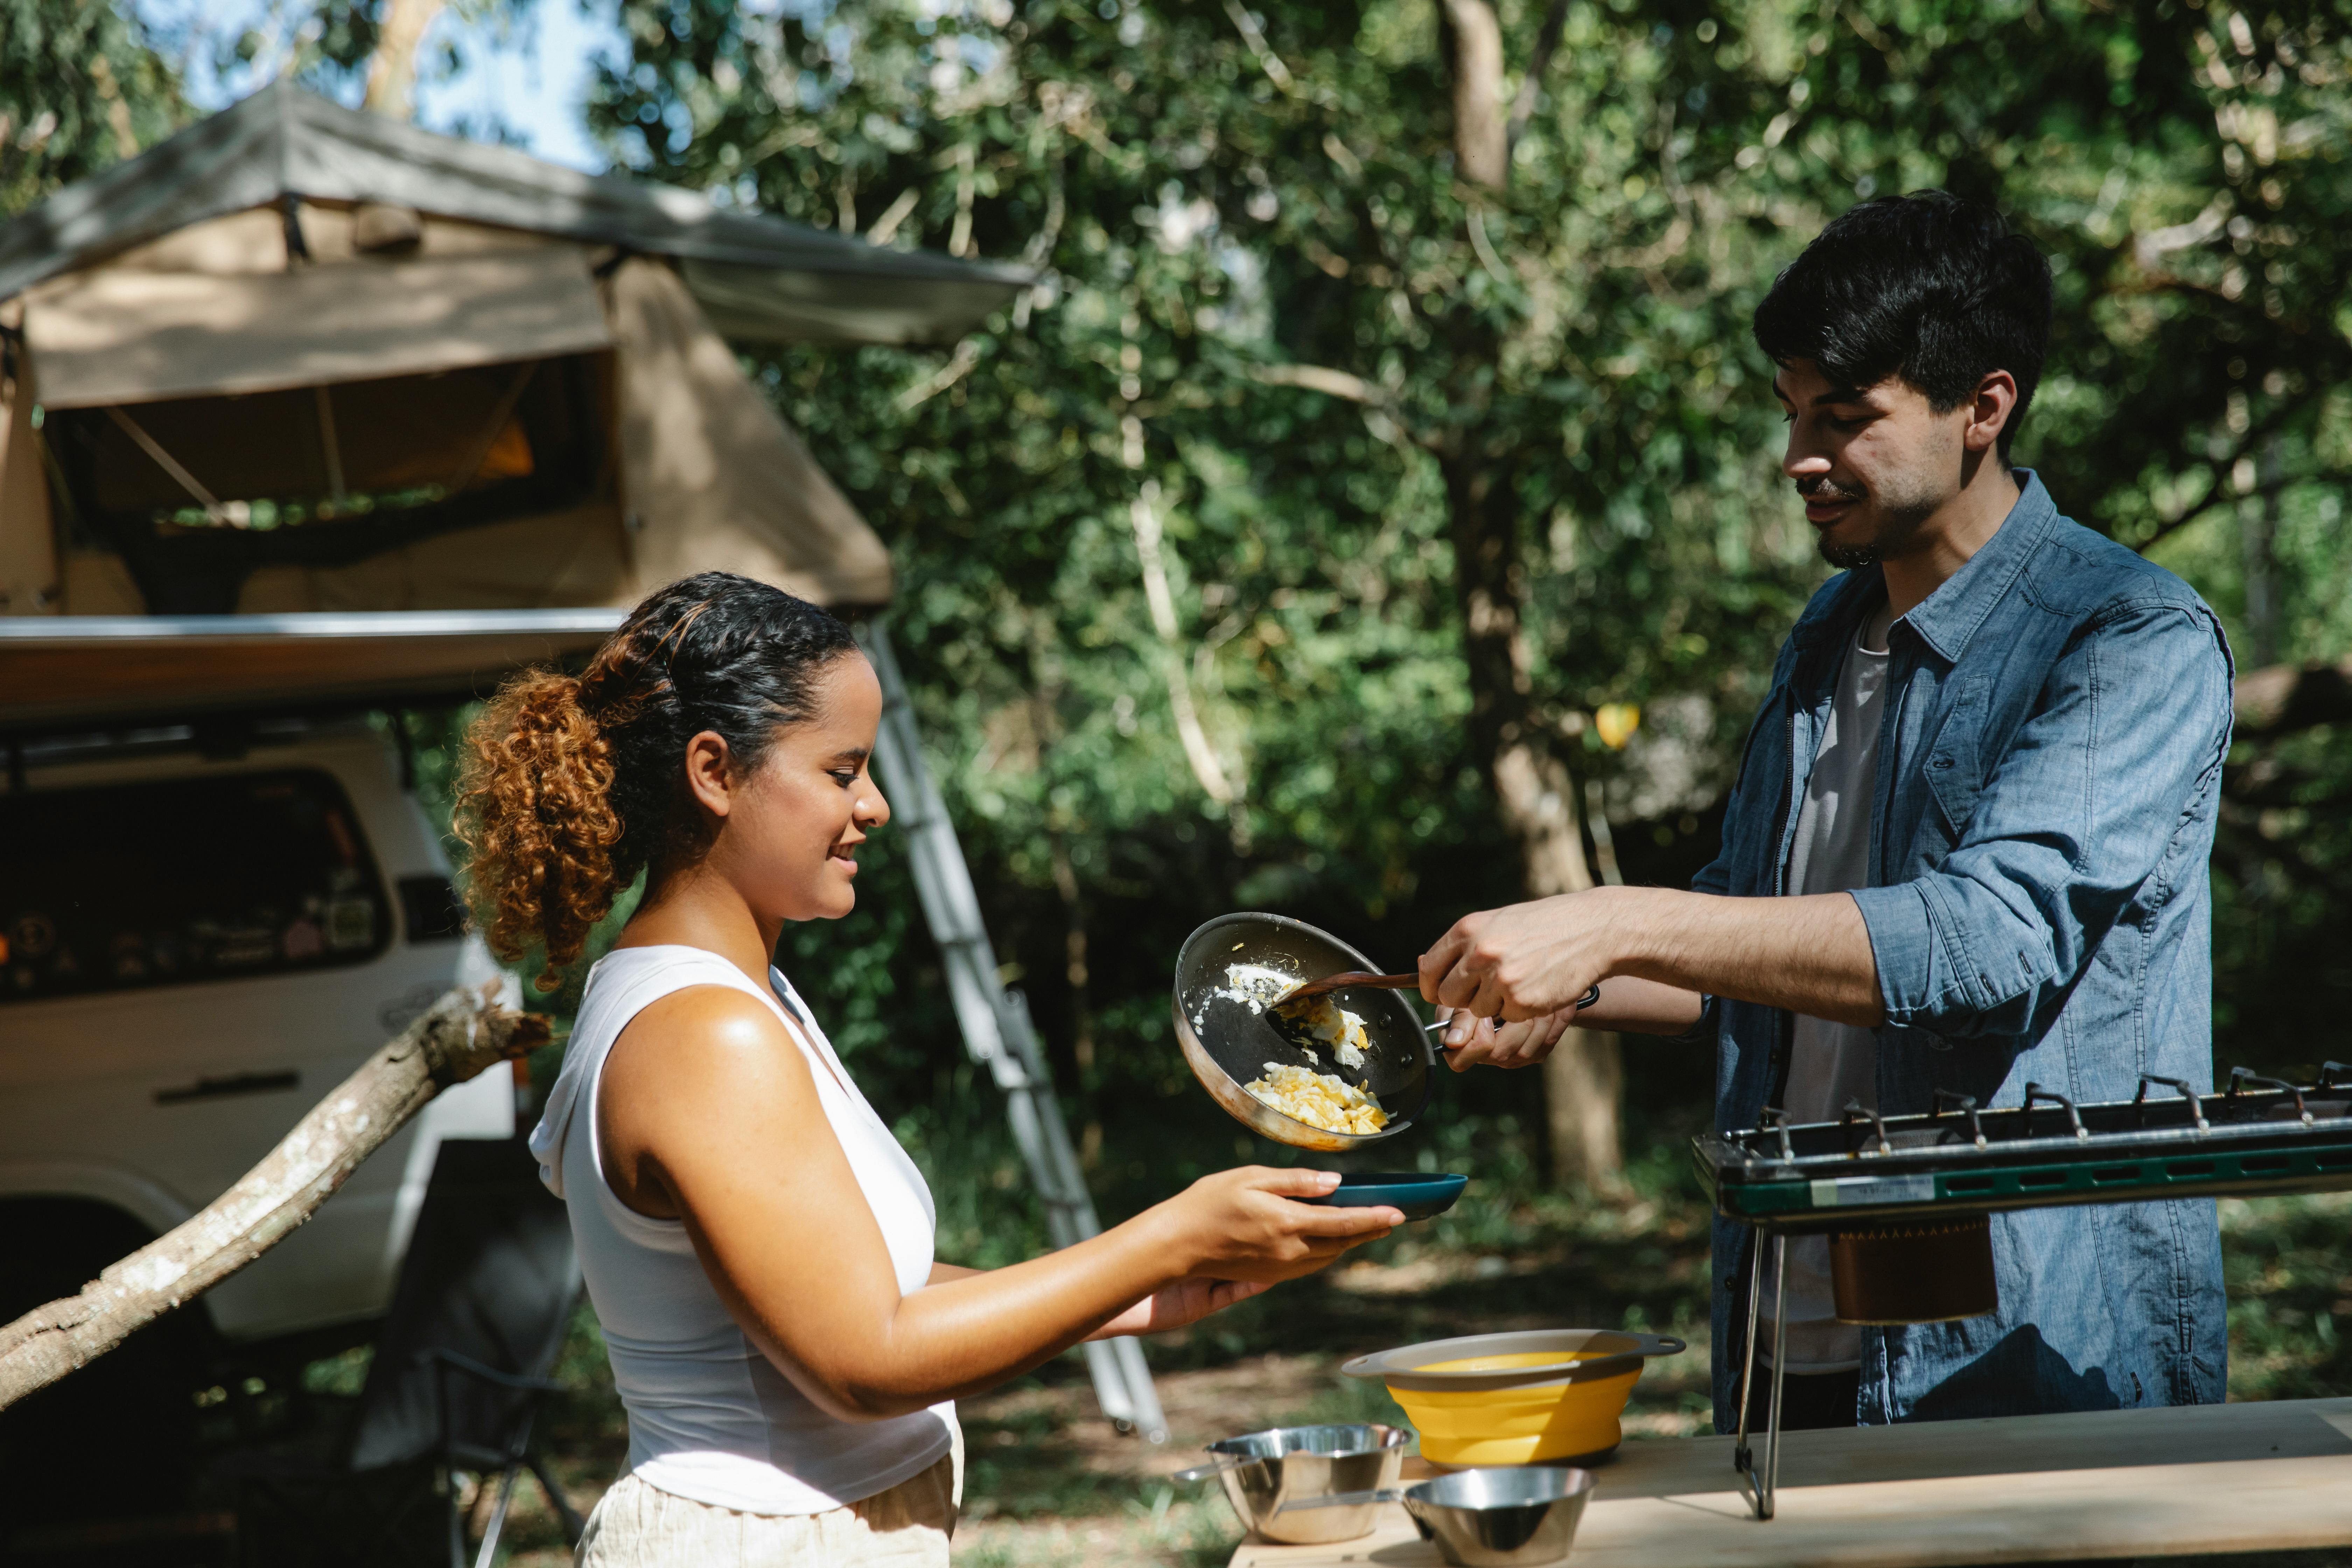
[1695,472,2234,1428]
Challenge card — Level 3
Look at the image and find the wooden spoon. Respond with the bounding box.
[1272,969,1420,1014]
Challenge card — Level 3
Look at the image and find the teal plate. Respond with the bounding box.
[1301,1172,1468,1222]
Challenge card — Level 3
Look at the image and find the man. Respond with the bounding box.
[1421,191,2233,1428]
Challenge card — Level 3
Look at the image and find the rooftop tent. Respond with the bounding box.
[0,79,1027,621]
[0,75,1023,340]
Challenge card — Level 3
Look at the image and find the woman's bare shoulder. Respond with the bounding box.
[597,984,826,1217]
[603,985,819,1118]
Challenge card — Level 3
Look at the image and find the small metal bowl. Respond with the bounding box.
[1173,912,1435,1151]
[1404,1466,1596,1567]
[1185,1423,1411,1545]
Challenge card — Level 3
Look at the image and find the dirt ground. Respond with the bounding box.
[495,1336,1710,1568]
[492,1182,1717,1567]
[474,1189,2350,1568]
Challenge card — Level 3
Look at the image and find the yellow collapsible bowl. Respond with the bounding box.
[1343,1330,1686,1467]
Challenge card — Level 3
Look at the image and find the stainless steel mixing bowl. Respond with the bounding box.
[1182,1422,1410,1545]
[1403,1466,1595,1567]
[1172,912,1435,1151]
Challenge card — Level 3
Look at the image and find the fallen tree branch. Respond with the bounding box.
[0,982,548,1413]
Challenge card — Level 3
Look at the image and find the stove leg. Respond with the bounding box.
[1762,1233,1790,1521]
[1732,1233,1765,1481]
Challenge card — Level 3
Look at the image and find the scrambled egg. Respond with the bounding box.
[1244,1062,1389,1136]
[1208,962,1374,1071]
[1211,962,1301,1013]
[1304,999,1373,1071]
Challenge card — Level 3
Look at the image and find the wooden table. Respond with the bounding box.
[1227,1396,2352,1567]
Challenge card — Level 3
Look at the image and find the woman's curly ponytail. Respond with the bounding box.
[454,671,624,992]
[454,572,858,992]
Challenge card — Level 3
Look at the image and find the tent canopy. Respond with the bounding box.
[27,248,612,409]
[0,78,1027,345]
[0,609,625,730]
[0,85,1008,626]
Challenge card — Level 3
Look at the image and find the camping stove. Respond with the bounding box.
[1691,1065,2352,1519]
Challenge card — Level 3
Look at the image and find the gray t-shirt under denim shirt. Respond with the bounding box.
[1761,601,1894,1374]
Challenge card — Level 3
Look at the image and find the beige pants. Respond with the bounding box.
[576,1428,962,1568]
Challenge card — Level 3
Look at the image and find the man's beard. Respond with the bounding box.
[1821,536,1887,570]
[1804,476,1935,570]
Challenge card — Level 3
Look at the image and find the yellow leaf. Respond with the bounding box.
[1594,703,1641,751]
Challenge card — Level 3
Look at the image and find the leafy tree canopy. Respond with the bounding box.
[575,0,2352,1213]
[0,0,183,214]
[12,0,2352,1220]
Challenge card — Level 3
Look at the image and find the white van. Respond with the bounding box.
[0,717,515,1344]
[0,609,613,1536]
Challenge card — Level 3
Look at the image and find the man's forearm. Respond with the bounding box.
[1421,884,1884,1029]
[1577,975,1708,1035]
[1618,887,1882,1027]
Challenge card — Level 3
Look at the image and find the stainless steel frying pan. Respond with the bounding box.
[1172,912,1435,1151]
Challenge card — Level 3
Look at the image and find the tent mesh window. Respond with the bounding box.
[43,350,615,615]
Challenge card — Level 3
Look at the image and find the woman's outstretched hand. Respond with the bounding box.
[1089,1275,1271,1339]
[1164,1166,1402,1284]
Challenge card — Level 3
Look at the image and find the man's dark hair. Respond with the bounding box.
[1753,191,2053,457]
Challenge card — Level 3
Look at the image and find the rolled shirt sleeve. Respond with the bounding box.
[1850,601,2233,1039]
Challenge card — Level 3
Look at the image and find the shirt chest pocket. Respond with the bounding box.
[1923,678,1991,844]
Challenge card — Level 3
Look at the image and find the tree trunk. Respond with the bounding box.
[1440,444,1623,1190]
[1436,0,1623,1192]
[0,982,547,1413]
[1543,1013,1624,1191]
[2230,656,2352,739]
[2240,436,2283,670]
[1439,0,1509,191]
[363,0,449,118]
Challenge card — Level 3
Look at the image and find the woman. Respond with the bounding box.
[458,573,1398,1565]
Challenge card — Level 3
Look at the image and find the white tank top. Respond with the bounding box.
[528,945,954,1514]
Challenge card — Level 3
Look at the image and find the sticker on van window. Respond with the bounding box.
[326,899,377,952]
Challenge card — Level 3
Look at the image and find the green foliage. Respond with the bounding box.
[569,1,2352,1222]
[0,0,183,216]
[2220,1191,2352,1401]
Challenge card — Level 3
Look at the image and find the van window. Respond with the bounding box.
[1,769,392,1004]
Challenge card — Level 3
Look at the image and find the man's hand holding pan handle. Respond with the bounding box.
[1418,884,1884,1070]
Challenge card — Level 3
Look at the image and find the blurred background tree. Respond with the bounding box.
[1,8,2342,1544]
[566,0,2352,1230]
[12,0,2352,1239]
[0,0,183,212]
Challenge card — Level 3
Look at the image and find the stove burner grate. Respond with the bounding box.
[1695,1066,2352,1234]
[1703,1065,2352,1521]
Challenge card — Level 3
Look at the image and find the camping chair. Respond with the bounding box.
[226,1136,584,1568]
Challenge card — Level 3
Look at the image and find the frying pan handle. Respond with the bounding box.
[1431,985,1603,1051]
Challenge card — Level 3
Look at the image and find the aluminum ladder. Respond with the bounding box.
[855,620,1169,1443]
